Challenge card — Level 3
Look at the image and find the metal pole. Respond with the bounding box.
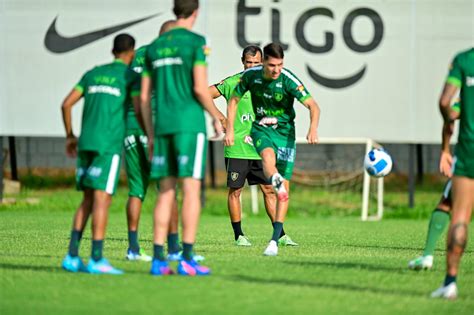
[0,136,4,202]
[416,143,424,184]
[408,144,415,208]
[8,136,18,181]
[361,139,373,221]
[208,140,216,188]
[250,185,259,214]
[377,177,384,219]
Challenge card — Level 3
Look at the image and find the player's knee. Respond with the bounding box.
[229,188,242,199]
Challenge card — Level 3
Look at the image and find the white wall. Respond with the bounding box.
[1,0,473,142]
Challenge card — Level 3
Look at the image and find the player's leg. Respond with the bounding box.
[167,198,182,259]
[226,158,251,245]
[432,176,473,299]
[409,181,452,270]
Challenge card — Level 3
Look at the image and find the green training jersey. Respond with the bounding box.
[232,66,311,139]
[447,48,474,143]
[215,72,260,159]
[143,27,208,135]
[75,59,140,154]
[126,45,147,133]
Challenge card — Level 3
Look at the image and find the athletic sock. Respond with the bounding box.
[68,229,83,257]
[231,221,244,241]
[91,240,104,262]
[444,274,457,286]
[272,222,286,238]
[423,209,450,256]
[167,233,181,254]
[271,222,284,242]
[153,244,166,261]
[182,242,194,261]
[128,230,140,253]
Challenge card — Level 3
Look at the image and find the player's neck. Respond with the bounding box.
[175,18,195,30]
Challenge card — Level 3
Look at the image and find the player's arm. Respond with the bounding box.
[439,83,459,123]
[440,120,454,178]
[301,97,320,144]
[140,75,154,160]
[61,87,83,158]
[208,85,227,131]
[193,65,225,138]
[223,94,241,146]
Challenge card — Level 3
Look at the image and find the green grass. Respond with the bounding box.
[0,188,473,314]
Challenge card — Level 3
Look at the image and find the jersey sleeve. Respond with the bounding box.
[232,72,250,99]
[74,71,89,94]
[194,36,209,67]
[214,76,234,101]
[446,54,462,87]
[283,69,311,103]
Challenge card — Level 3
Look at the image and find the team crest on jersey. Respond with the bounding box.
[256,139,262,147]
[297,85,305,92]
[203,45,211,56]
[231,172,239,181]
[274,92,283,101]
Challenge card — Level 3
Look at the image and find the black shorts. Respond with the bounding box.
[225,158,271,188]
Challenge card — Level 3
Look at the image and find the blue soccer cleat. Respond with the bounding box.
[150,259,174,276]
[62,254,87,273]
[86,258,124,275]
[177,259,210,276]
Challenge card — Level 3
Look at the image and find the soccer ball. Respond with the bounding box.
[364,148,393,177]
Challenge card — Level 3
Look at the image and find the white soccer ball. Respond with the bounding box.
[364,148,393,177]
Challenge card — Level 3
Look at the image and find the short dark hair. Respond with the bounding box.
[112,33,135,54]
[263,43,284,60]
[241,45,262,60]
[173,0,199,18]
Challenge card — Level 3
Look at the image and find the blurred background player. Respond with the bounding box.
[224,43,320,256]
[209,46,297,246]
[408,100,460,270]
[431,48,474,300]
[140,0,224,275]
[61,34,139,274]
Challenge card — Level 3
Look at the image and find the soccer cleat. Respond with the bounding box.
[278,235,298,246]
[235,235,252,246]
[62,254,87,273]
[167,251,205,262]
[86,258,124,275]
[408,255,433,271]
[150,259,174,276]
[126,249,152,262]
[177,259,211,276]
[431,282,458,300]
[271,174,288,202]
[263,240,278,256]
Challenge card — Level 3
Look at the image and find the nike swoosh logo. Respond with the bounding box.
[44,13,161,53]
[307,64,367,89]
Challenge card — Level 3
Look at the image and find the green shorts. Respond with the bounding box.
[454,141,474,179]
[124,134,150,201]
[251,127,296,180]
[76,151,121,195]
[151,132,207,180]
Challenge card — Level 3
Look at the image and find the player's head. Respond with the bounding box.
[263,43,284,80]
[173,0,199,22]
[241,45,262,70]
[112,33,135,64]
[159,20,176,35]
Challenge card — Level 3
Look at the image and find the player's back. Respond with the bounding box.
[145,28,207,135]
[78,60,137,154]
[453,48,474,143]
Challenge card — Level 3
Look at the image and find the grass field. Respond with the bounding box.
[1,187,473,314]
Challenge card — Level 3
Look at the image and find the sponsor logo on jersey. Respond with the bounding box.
[87,166,102,178]
[152,156,166,166]
[244,135,254,146]
[259,117,278,129]
[263,92,272,99]
[88,85,121,97]
[178,155,189,165]
[276,82,283,88]
[231,172,239,181]
[277,147,295,162]
[254,78,262,84]
[152,57,183,68]
[467,76,474,87]
[241,113,253,122]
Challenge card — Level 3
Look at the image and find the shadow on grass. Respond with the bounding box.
[343,244,473,254]
[283,260,404,273]
[227,274,425,297]
[0,262,63,273]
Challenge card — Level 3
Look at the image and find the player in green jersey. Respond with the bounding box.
[408,100,460,271]
[209,45,297,247]
[431,48,474,300]
[140,0,224,276]
[224,43,321,256]
[60,34,139,274]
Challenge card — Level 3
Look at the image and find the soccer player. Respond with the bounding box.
[140,0,224,275]
[124,20,181,262]
[431,48,474,299]
[209,46,297,246]
[60,34,139,274]
[224,43,321,256]
[408,101,460,271]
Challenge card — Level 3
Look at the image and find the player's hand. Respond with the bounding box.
[306,128,319,144]
[220,117,227,133]
[147,138,154,162]
[439,151,453,178]
[223,129,234,146]
[65,136,77,158]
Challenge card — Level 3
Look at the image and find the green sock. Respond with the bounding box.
[153,244,166,261]
[182,242,194,261]
[271,222,284,242]
[68,230,83,257]
[167,233,181,254]
[423,209,450,256]
[91,240,104,262]
[128,230,140,253]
